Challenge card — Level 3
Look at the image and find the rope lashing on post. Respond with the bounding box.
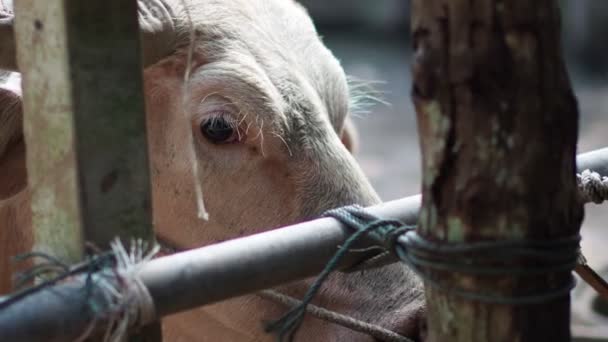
[0,239,159,342]
[94,239,159,341]
[578,169,608,204]
[267,170,608,340]
[266,205,581,341]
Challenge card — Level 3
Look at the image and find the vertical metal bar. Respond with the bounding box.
[14,0,160,340]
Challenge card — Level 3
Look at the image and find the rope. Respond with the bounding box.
[1,239,159,342]
[335,169,604,282]
[4,169,605,341]
[264,213,405,341]
[109,239,158,327]
[578,169,608,204]
[258,290,413,342]
[91,239,159,342]
[267,204,582,340]
[0,251,114,310]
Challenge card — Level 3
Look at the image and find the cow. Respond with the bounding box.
[0,0,425,341]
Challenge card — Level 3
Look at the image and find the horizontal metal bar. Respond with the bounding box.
[143,195,421,316]
[0,147,606,341]
[578,147,608,176]
[572,324,608,342]
[0,280,110,342]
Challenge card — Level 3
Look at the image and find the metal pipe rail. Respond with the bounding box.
[0,147,606,341]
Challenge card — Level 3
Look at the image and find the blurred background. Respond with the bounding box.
[299,0,608,327]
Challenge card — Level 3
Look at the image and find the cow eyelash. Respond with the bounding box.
[199,113,245,144]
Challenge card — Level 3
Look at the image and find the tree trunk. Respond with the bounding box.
[410,1,583,341]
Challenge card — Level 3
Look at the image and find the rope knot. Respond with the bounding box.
[266,205,413,342]
[577,169,608,204]
[324,205,413,251]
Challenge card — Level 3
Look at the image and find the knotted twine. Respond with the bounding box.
[266,202,583,340]
[578,169,608,204]
[1,239,159,342]
[90,239,159,342]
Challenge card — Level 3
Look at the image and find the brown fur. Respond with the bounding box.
[0,143,31,294]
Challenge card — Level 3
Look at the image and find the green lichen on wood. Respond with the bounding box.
[15,0,85,263]
[420,203,443,238]
[446,216,465,242]
[431,290,456,334]
[26,109,83,263]
[422,100,451,187]
[31,184,82,262]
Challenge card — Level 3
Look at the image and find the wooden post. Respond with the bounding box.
[14,0,154,267]
[411,1,583,341]
[14,0,160,340]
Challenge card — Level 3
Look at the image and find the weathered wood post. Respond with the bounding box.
[411,1,583,341]
[14,0,160,340]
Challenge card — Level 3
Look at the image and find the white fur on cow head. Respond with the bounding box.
[143,0,380,247]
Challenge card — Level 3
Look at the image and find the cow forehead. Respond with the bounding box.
[179,0,350,131]
[180,0,318,47]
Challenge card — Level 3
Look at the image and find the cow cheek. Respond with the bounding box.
[0,189,32,294]
[197,155,301,242]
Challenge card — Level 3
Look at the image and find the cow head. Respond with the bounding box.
[142,0,380,248]
[0,2,424,341]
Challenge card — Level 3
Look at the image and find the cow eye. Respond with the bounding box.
[200,117,240,144]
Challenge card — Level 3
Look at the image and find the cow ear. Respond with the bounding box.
[0,71,26,200]
[340,116,358,154]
